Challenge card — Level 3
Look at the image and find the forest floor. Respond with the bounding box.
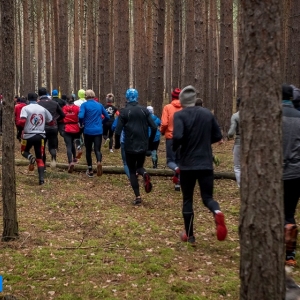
[0,137,297,299]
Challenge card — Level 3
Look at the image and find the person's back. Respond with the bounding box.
[173,106,221,170]
[74,89,86,107]
[63,102,80,134]
[52,89,66,108]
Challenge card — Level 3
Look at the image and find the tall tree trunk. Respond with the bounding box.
[153,0,165,117]
[114,0,129,108]
[22,0,31,95]
[184,0,195,86]
[172,0,181,90]
[239,0,285,299]
[43,0,51,90]
[1,0,18,241]
[53,0,60,90]
[74,0,80,93]
[37,0,43,89]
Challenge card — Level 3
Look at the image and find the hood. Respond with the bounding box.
[78,89,85,100]
[171,99,182,108]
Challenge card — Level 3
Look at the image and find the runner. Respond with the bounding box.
[78,89,109,177]
[19,92,53,185]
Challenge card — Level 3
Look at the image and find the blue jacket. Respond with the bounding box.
[78,100,109,135]
[148,114,161,142]
[112,117,125,143]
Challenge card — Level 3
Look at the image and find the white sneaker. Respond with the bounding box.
[110,149,113,153]
[50,158,57,168]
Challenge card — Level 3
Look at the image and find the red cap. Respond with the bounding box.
[172,88,181,100]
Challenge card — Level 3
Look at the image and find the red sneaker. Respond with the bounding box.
[143,172,152,193]
[215,212,227,241]
[180,230,196,246]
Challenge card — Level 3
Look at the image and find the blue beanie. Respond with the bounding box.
[52,89,58,97]
[126,88,138,102]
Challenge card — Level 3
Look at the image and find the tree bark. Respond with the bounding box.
[239,1,285,299]
[1,0,18,241]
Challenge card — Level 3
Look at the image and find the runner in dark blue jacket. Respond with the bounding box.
[78,89,109,177]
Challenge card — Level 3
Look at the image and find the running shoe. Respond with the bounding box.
[104,138,110,148]
[28,155,36,171]
[76,147,83,159]
[143,172,152,193]
[97,162,103,177]
[86,169,94,178]
[215,212,227,241]
[132,197,142,205]
[68,162,74,174]
[180,230,196,247]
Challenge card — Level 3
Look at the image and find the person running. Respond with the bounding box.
[103,93,119,152]
[161,88,182,191]
[38,87,65,169]
[112,116,130,179]
[19,92,53,185]
[147,106,161,169]
[282,84,300,267]
[62,95,81,173]
[114,88,157,205]
[78,89,109,178]
[173,85,227,245]
[74,89,86,158]
[14,97,27,142]
[227,98,241,187]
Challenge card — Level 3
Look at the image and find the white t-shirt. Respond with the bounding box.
[74,99,87,107]
[20,103,53,139]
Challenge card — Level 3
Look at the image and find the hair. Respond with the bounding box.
[61,94,67,101]
[38,87,47,96]
[236,98,241,109]
[85,89,95,99]
[195,98,203,107]
[106,93,114,100]
[67,94,75,103]
[28,92,38,101]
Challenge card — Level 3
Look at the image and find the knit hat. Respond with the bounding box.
[282,84,293,100]
[171,88,181,100]
[52,89,58,97]
[38,87,47,96]
[179,85,197,107]
[28,92,38,101]
[126,88,138,102]
[147,106,154,114]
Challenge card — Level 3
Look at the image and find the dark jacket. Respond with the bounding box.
[38,96,65,132]
[52,97,66,108]
[173,106,222,170]
[115,102,157,154]
[283,102,300,180]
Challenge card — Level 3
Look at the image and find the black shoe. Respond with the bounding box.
[39,180,44,185]
[132,197,142,205]
[86,169,93,178]
[174,184,181,192]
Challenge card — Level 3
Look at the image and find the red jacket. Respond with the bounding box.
[14,103,27,126]
[63,104,80,133]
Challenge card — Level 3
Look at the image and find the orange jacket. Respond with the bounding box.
[160,100,182,139]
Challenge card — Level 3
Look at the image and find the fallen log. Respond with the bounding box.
[1,158,236,180]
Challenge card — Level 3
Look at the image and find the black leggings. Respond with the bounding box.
[284,177,300,224]
[180,169,220,237]
[64,132,80,163]
[103,121,114,149]
[44,129,58,164]
[21,134,45,165]
[84,134,102,167]
[125,152,146,197]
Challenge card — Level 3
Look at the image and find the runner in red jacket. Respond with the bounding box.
[62,95,81,173]
[14,97,27,142]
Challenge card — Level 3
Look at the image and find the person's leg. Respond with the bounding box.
[108,126,114,151]
[16,125,23,142]
[84,134,94,176]
[180,170,197,242]
[47,130,58,163]
[126,152,141,202]
[21,137,36,170]
[135,153,152,193]
[284,178,300,265]
[233,144,241,187]
[63,133,74,164]
[166,139,180,190]
[121,143,130,179]
[198,169,227,241]
[93,134,103,176]
[43,135,48,167]
[58,122,65,137]
[75,128,84,159]
[151,141,159,168]
[33,135,45,184]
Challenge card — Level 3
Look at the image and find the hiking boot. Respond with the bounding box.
[104,138,110,148]
[76,147,83,159]
[143,172,152,193]
[286,258,297,267]
[174,184,181,192]
[97,162,103,177]
[86,169,94,178]
[180,231,196,247]
[132,197,142,205]
[68,162,74,174]
[215,212,227,241]
[28,155,36,171]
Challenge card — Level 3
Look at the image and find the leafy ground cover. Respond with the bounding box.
[0,138,297,299]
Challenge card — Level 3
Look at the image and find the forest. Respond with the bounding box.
[0,0,297,299]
